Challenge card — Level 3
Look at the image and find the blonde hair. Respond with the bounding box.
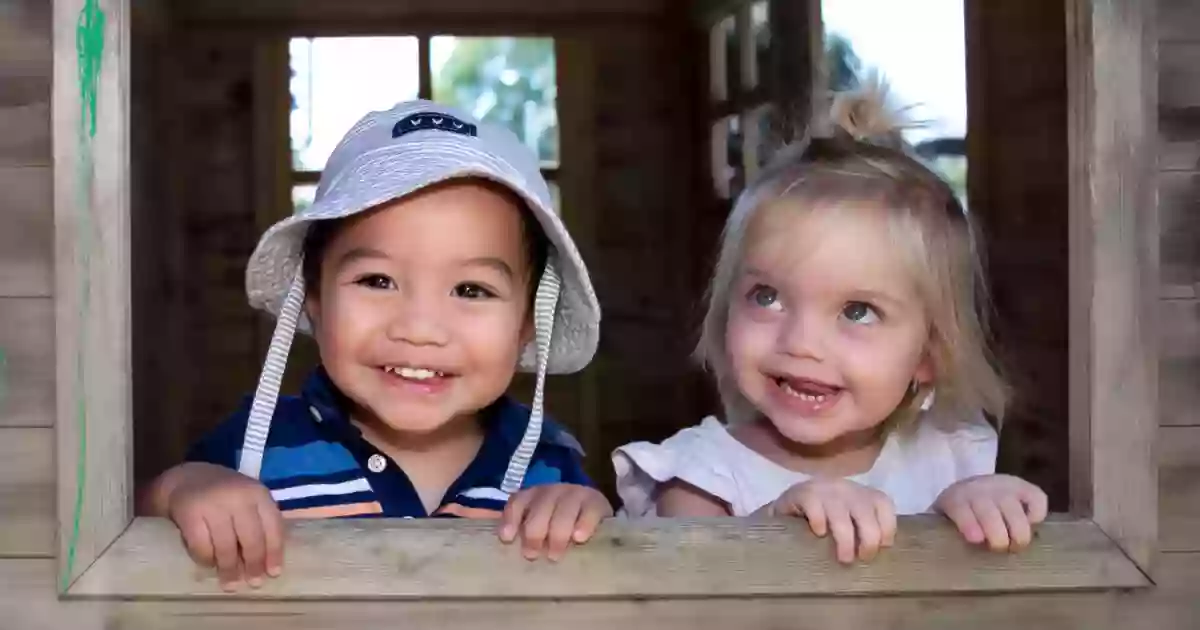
[696,80,1008,428]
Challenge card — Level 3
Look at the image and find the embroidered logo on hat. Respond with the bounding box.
[392,112,478,139]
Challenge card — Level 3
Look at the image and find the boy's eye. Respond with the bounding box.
[453,283,497,300]
[842,301,881,325]
[748,284,783,311]
[355,274,395,290]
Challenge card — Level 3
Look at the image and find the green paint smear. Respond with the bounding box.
[63,0,105,593]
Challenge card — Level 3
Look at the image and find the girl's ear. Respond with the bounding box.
[914,350,935,386]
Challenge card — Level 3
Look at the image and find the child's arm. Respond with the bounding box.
[655,479,732,517]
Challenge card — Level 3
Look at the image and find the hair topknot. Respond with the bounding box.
[810,73,918,152]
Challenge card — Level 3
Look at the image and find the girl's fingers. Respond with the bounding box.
[849,500,882,562]
[971,499,1011,552]
[797,495,829,538]
[874,496,897,548]
[825,501,856,565]
[1018,483,1050,525]
[999,496,1033,550]
[941,498,985,544]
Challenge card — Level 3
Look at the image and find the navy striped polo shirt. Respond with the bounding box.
[185,367,592,519]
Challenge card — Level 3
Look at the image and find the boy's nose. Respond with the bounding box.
[386,297,450,347]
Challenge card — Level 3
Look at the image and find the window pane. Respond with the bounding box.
[292,184,317,214]
[748,1,770,90]
[290,37,420,172]
[431,36,559,168]
[709,15,738,101]
[822,0,967,202]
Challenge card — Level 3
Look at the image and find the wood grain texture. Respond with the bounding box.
[1159,172,1200,290]
[170,0,669,24]
[1160,425,1200,553]
[53,0,134,589]
[1159,0,1200,43]
[0,298,55,428]
[0,0,52,166]
[1158,44,1200,172]
[1066,0,1158,570]
[11,554,1200,630]
[69,516,1147,598]
[0,428,55,557]
[1160,299,1199,427]
[0,166,53,297]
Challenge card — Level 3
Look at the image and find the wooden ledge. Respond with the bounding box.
[66,515,1149,599]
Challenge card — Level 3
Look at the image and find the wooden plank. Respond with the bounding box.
[1160,425,1200,552]
[53,0,134,590]
[31,555,1200,630]
[1065,0,1158,570]
[0,298,55,428]
[1159,173,1200,291]
[70,516,1147,598]
[1159,0,1200,43]
[0,167,53,297]
[171,0,669,27]
[0,0,52,166]
[1158,44,1200,172]
[0,429,55,557]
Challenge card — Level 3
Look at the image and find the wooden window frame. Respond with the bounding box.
[52,0,1158,598]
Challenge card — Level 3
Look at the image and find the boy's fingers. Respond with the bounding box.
[500,490,535,543]
[520,488,564,560]
[205,513,243,590]
[179,517,216,568]
[258,501,285,577]
[573,495,609,544]
[545,491,587,562]
[232,507,267,586]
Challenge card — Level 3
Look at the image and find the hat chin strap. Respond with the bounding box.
[238,271,306,479]
[500,261,561,495]
[237,263,564,492]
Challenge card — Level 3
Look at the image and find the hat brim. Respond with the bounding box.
[245,137,600,375]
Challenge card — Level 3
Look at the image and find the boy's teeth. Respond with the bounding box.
[387,367,443,380]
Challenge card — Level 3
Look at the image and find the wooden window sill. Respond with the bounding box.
[64,515,1149,599]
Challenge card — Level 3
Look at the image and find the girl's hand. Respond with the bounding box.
[934,474,1048,552]
[499,484,613,562]
[767,478,897,565]
[160,462,286,592]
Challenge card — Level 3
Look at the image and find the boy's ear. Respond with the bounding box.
[519,314,535,347]
[304,293,321,332]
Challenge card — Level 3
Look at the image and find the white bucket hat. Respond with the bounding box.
[237,99,600,495]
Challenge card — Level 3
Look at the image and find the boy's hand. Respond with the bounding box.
[935,474,1048,552]
[767,478,897,565]
[499,484,612,562]
[162,462,285,592]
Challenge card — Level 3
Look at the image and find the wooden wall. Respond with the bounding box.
[1157,0,1200,584]
[1,0,1199,627]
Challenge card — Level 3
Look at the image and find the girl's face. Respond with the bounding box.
[725,202,934,446]
[307,181,533,436]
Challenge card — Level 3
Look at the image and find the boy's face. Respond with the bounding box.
[307,180,534,435]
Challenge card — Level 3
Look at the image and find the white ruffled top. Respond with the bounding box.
[613,412,998,517]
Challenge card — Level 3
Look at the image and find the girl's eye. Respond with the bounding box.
[453,283,497,300]
[355,274,395,290]
[748,284,783,311]
[842,301,881,325]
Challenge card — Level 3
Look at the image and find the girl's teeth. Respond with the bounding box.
[779,380,827,402]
